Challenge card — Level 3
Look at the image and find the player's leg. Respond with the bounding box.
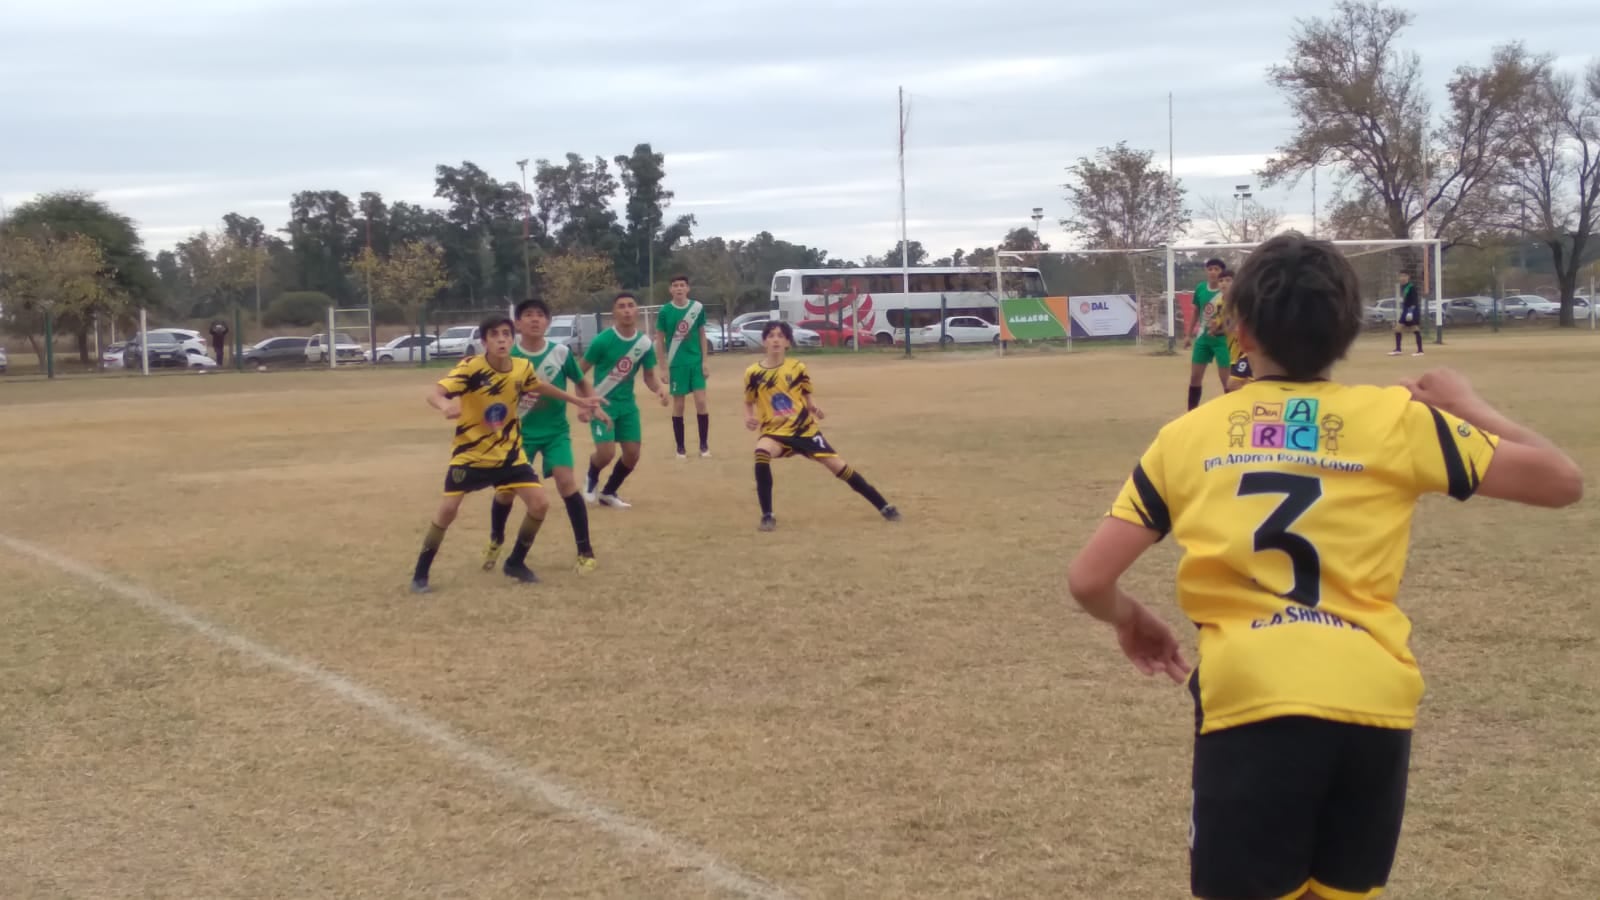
[1213,348,1231,393]
[484,486,516,570]
[670,384,688,458]
[691,366,710,456]
[1390,323,1403,355]
[1190,716,1337,900]
[754,436,781,530]
[412,482,470,593]
[586,413,619,502]
[501,474,549,583]
[546,434,596,571]
[1188,341,1211,410]
[597,410,642,507]
[812,438,900,521]
[1304,724,1411,900]
[1412,326,1424,356]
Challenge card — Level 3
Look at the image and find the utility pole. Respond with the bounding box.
[516,159,532,299]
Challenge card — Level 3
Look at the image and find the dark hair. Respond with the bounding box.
[1205,257,1226,270]
[613,291,636,306]
[669,274,690,286]
[1219,269,1235,280]
[1229,232,1362,380]
[515,298,550,319]
[478,315,514,341]
[761,320,795,344]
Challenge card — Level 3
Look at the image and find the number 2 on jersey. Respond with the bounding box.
[1237,472,1323,607]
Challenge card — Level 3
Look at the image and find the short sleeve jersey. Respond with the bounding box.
[743,358,819,439]
[1193,281,1223,335]
[511,340,584,441]
[437,355,541,468]
[583,328,657,408]
[656,300,706,367]
[1108,379,1499,734]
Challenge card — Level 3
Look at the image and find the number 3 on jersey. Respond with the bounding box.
[1238,472,1323,607]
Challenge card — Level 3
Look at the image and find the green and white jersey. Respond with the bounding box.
[656,299,706,368]
[1193,281,1224,335]
[583,327,657,409]
[512,339,584,441]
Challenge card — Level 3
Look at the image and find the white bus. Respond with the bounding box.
[769,266,1048,346]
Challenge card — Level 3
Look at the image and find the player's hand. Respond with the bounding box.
[1113,598,1190,684]
[657,386,670,406]
[701,364,709,379]
[577,410,592,424]
[441,398,462,420]
[744,415,758,431]
[810,404,826,421]
[576,395,602,412]
[1400,368,1483,420]
[1183,337,1193,349]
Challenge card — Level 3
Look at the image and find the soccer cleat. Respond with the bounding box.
[480,540,503,571]
[503,562,540,584]
[880,505,902,523]
[1413,351,1425,357]
[575,555,598,574]
[675,450,687,460]
[700,447,711,458]
[597,493,632,509]
[410,578,431,594]
[759,515,777,532]
[1388,350,1402,356]
[583,472,599,503]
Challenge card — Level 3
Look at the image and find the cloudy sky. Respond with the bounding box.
[1,0,1596,262]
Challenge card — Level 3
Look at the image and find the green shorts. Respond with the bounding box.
[590,404,642,445]
[669,362,707,396]
[523,431,574,477]
[1191,334,1231,367]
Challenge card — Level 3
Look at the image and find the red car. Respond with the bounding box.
[797,319,873,348]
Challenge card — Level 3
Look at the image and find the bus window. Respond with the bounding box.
[773,275,792,293]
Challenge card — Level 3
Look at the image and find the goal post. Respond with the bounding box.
[326,306,374,368]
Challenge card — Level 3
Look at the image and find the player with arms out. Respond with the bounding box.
[744,321,901,532]
[1185,257,1232,409]
[655,274,713,458]
[483,299,608,575]
[1391,268,1424,357]
[1065,232,1581,900]
[582,292,669,508]
[411,315,603,594]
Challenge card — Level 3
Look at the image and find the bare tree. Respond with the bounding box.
[1062,142,1188,249]
[1198,195,1285,244]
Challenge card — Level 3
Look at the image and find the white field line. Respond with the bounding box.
[0,532,795,900]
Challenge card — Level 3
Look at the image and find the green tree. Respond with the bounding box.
[284,190,357,301]
[537,252,618,312]
[433,162,532,303]
[613,143,696,289]
[1062,142,1189,249]
[864,240,928,267]
[0,228,125,363]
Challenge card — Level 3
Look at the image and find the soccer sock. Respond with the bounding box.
[413,522,447,581]
[1394,332,1403,352]
[672,416,686,453]
[754,450,774,516]
[1187,385,1202,410]
[488,496,512,544]
[586,461,603,490]
[563,491,594,557]
[504,514,545,567]
[837,465,888,511]
[601,461,634,496]
[697,413,710,450]
[1415,331,1424,352]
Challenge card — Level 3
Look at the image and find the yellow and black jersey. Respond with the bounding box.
[1108,379,1499,734]
[743,358,819,439]
[438,355,541,467]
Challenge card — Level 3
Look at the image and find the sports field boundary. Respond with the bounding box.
[0,532,795,900]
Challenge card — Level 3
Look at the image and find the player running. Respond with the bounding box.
[1391,268,1424,356]
[1184,257,1231,409]
[582,292,669,509]
[484,299,607,575]
[654,274,713,458]
[410,315,602,594]
[745,321,900,532]
[1066,232,1581,900]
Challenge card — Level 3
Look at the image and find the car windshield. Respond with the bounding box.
[547,325,572,337]
[444,326,475,338]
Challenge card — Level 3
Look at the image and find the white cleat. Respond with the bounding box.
[1412,351,1424,357]
[597,493,632,509]
[699,448,711,458]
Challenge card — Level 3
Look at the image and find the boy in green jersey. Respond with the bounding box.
[583,292,670,509]
[483,299,608,574]
[1185,257,1232,410]
[654,274,713,458]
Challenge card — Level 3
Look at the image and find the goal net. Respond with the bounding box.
[1165,239,1445,353]
[323,306,374,368]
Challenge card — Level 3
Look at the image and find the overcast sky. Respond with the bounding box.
[1,0,1596,262]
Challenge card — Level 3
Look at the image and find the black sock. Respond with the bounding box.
[755,450,774,516]
[697,413,710,451]
[601,461,634,496]
[1187,385,1202,410]
[838,465,888,510]
[489,496,512,544]
[413,522,447,581]
[504,514,544,567]
[586,461,603,490]
[672,416,686,453]
[1395,332,1402,352]
[563,491,593,557]
[1415,332,1424,352]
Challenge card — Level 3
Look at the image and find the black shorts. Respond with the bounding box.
[1229,355,1254,381]
[442,460,540,496]
[766,432,838,459]
[1190,716,1411,900]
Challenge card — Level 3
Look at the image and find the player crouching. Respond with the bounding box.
[411,315,602,594]
[743,321,900,531]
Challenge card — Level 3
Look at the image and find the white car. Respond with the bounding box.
[147,328,210,357]
[911,315,1001,345]
[434,325,482,357]
[738,320,820,349]
[1499,294,1561,319]
[373,334,439,363]
[305,332,369,364]
[0,345,7,373]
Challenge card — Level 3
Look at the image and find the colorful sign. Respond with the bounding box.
[1001,295,1141,340]
[1000,297,1071,340]
[1067,294,1139,338]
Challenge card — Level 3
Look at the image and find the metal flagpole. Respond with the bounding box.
[899,85,912,358]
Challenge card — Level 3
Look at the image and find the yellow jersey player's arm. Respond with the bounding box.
[794,362,824,419]
[429,359,477,418]
[1402,371,1582,508]
[742,368,761,431]
[524,368,598,411]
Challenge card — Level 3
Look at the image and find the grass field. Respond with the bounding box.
[2,331,1598,899]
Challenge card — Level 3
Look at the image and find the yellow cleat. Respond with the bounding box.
[574,555,598,575]
[481,540,503,571]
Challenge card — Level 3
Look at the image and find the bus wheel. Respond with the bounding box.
[875,333,893,346]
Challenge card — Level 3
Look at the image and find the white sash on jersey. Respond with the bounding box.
[665,300,703,366]
[593,332,651,399]
[536,342,569,385]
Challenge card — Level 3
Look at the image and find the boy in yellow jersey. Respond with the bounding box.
[1214,270,1253,392]
[1065,233,1582,900]
[744,321,900,532]
[410,315,602,594]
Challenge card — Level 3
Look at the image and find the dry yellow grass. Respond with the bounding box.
[1,332,1597,899]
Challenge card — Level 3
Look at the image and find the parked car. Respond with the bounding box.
[147,328,209,357]
[738,320,820,349]
[1442,297,1494,323]
[242,336,311,368]
[0,345,7,373]
[798,319,873,348]
[434,325,482,357]
[101,341,127,368]
[123,332,204,368]
[1499,294,1561,319]
[911,315,1001,345]
[547,315,599,352]
[305,332,369,364]
[373,334,439,363]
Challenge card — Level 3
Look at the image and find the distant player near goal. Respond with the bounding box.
[655,274,712,458]
[582,292,670,508]
[1185,257,1232,409]
[744,321,900,532]
[1390,269,1424,357]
